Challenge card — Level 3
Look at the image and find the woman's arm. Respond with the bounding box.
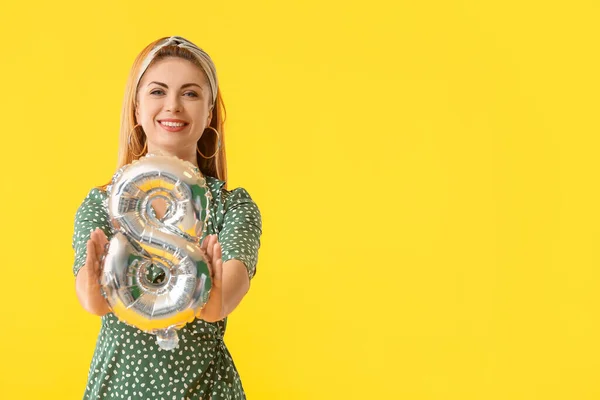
[75,229,111,316]
[198,187,262,322]
[220,259,251,316]
[198,237,251,323]
[76,265,111,316]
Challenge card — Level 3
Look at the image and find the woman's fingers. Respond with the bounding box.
[206,234,217,260]
[201,235,210,255]
[91,229,105,260]
[200,235,222,286]
[86,239,97,269]
[206,240,223,289]
[97,228,109,248]
[98,229,110,269]
[212,242,223,289]
[86,228,108,282]
[85,239,101,282]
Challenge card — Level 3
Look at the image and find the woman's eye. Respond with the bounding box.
[149,89,198,97]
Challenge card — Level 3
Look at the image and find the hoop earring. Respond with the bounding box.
[197,126,221,159]
[130,124,147,157]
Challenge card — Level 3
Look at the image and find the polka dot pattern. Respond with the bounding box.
[71,175,262,399]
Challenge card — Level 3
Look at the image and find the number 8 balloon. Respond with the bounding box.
[100,153,213,350]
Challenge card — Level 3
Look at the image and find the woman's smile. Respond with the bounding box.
[158,118,189,132]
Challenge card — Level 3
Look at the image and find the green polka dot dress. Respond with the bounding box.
[72,175,262,399]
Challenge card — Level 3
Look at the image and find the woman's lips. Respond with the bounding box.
[158,120,189,132]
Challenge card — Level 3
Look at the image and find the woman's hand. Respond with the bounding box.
[75,228,111,316]
[87,228,110,282]
[198,234,225,322]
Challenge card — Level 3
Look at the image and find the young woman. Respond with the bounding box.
[72,36,262,399]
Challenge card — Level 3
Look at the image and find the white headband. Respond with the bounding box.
[136,36,219,106]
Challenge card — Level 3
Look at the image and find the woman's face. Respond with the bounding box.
[135,57,213,158]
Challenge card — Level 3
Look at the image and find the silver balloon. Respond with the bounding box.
[100,153,213,350]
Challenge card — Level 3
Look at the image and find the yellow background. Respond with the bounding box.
[0,0,599,398]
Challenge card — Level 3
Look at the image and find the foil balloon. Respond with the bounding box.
[100,153,213,350]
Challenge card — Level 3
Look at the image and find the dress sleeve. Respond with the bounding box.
[72,188,111,277]
[218,187,263,281]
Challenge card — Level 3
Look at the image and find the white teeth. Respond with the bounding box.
[160,121,186,127]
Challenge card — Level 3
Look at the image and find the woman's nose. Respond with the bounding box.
[165,94,182,113]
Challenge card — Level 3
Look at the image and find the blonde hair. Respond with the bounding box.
[104,36,227,188]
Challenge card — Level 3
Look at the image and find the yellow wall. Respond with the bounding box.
[0,0,599,398]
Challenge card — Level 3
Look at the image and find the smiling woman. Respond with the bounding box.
[71,36,262,400]
[116,36,225,179]
[136,60,213,156]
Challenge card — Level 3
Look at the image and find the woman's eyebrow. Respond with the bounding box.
[148,81,204,90]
